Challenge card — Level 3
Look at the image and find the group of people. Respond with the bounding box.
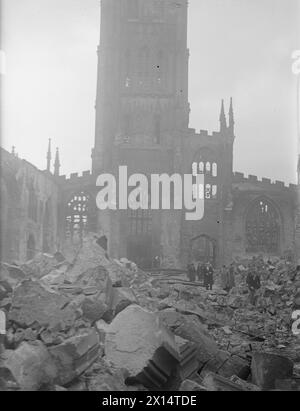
[187,261,214,290]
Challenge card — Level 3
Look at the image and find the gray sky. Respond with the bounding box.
[2,0,300,183]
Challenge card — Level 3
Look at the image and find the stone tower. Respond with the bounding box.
[92,0,190,266]
[93,0,190,174]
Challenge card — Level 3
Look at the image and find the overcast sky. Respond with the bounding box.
[1,0,300,183]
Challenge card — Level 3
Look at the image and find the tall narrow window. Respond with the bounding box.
[192,148,218,201]
[66,191,90,245]
[246,198,280,253]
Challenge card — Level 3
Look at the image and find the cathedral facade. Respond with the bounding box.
[1,0,298,268]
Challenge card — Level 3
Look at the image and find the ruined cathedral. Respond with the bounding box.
[1,0,299,268]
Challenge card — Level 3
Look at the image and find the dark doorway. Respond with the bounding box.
[191,235,216,266]
[127,208,156,269]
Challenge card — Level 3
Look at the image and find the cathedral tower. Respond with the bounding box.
[93,0,190,174]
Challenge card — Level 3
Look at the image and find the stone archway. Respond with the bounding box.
[190,235,216,266]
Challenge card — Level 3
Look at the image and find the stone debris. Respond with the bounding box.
[104,304,180,389]
[0,236,299,391]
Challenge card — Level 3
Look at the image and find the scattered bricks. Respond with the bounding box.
[8,279,77,332]
[49,329,102,386]
[111,287,138,316]
[105,305,180,389]
[0,341,57,391]
[251,352,294,390]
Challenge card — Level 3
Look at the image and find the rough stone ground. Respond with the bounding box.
[0,234,299,391]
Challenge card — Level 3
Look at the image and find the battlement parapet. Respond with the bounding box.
[233,172,293,190]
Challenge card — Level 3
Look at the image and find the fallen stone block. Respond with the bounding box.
[202,372,250,391]
[251,352,294,390]
[8,279,77,332]
[105,305,180,389]
[179,379,207,391]
[230,375,260,391]
[49,329,102,386]
[0,341,57,391]
[111,287,138,315]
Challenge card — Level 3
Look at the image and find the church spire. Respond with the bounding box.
[219,99,227,133]
[228,97,235,135]
[54,147,60,176]
[46,138,52,172]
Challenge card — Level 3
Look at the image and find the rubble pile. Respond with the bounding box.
[0,236,299,391]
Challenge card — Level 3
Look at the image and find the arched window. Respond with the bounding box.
[28,180,38,221]
[206,162,211,174]
[27,234,36,260]
[66,191,90,245]
[212,163,218,177]
[245,198,280,254]
[192,148,218,200]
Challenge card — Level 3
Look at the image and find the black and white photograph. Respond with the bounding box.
[0,0,300,394]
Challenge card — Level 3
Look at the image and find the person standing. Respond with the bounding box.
[246,269,261,306]
[204,262,214,290]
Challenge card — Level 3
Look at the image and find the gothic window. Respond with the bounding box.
[127,0,139,19]
[192,148,218,200]
[27,234,36,260]
[28,180,38,222]
[206,162,211,174]
[212,163,218,177]
[66,191,90,244]
[245,198,280,254]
